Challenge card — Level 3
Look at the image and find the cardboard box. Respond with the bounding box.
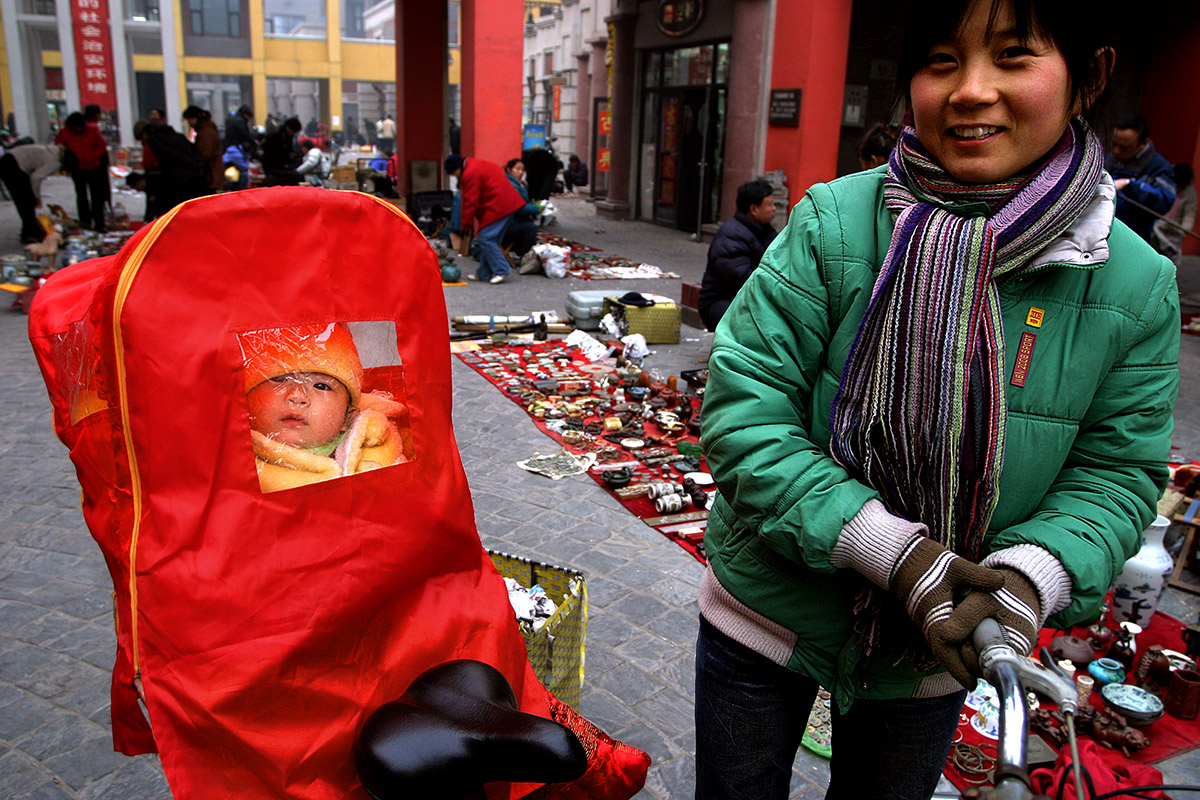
[604,297,681,344]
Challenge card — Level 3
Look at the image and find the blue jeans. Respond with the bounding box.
[473,215,511,280]
[695,617,964,800]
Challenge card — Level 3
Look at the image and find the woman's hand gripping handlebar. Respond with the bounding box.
[961,619,1083,800]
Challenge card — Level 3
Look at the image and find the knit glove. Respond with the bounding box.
[949,568,1042,685]
[890,536,1006,687]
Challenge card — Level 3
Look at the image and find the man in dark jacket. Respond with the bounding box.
[699,180,778,331]
[261,117,303,186]
[223,105,255,151]
[1107,114,1176,245]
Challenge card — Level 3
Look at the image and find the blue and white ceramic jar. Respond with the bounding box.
[1111,515,1175,629]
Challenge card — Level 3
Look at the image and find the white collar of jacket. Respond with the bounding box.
[1023,171,1115,271]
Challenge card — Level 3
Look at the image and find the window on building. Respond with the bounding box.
[447,1,459,46]
[27,0,54,14]
[188,0,243,37]
[264,0,324,35]
[128,0,160,21]
[343,0,365,38]
[544,51,553,75]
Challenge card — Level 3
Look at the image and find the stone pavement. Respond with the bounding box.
[2,178,1200,799]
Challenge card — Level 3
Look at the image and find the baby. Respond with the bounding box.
[241,322,409,491]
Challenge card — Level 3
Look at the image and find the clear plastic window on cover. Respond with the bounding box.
[49,319,111,426]
[239,320,414,492]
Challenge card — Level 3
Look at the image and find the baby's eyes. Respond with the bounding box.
[312,381,336,392]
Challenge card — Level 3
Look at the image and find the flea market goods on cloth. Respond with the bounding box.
[455,341,711,563]
[535,232,679,281]
[942,605,1200,794]
[26,187,649,800]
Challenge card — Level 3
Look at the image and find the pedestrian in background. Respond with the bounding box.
[698,180,777,332]
[563,154,588,193]
[0,142,62,243]
[857,121,900,169]
[376,114,395,153]
[696,2,1177,799]
[1108,114,1176,245]
[502,158,540,261]
[261,117,304,186]
[83,103,112,217]
[1153,163,1197,264]
[184,106,224,194]
[55,112,109,232]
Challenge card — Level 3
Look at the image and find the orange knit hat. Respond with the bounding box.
[240,323,364,405]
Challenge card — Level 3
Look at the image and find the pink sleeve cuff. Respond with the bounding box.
[829,499,927,588]
[981,544,1073,624]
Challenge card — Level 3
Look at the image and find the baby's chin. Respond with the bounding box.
[260,428,319,449]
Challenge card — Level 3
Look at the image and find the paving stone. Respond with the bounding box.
[606,591,672,627]
[614,632,684,673]
[0,748,49,797]
[594,662,667,706]
[76,754,171,799]
[43,733,132,791]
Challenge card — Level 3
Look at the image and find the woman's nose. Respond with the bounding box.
[949,61,999,107]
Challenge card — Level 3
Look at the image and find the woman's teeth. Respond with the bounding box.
[951,126,1000,139]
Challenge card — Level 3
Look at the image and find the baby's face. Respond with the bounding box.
[248,372,350,449]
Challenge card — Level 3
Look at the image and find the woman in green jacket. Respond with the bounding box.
[696,2,1179,799]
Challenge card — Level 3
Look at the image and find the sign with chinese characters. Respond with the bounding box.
[597,147,611,172]
[768,88,801,127]
[656,0,704,38]
[553,84,561,121]
[72,0,117,111]
[598,110,611,136]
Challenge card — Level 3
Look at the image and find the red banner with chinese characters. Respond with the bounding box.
[553,84,562,121]
[597,147,611,172]
[72,0,117,111]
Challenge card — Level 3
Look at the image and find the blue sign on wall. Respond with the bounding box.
[522,124,547,151]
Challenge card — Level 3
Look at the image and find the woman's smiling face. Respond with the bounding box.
[909,0,1075,184]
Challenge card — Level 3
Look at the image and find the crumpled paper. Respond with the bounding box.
[517,448,597,480]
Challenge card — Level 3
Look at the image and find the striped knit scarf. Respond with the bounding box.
[831,118,1103,563]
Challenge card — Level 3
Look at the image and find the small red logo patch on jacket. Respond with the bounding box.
[1011,332,1037,387]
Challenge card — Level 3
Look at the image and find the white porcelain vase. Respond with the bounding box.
[1111,515,1175,628]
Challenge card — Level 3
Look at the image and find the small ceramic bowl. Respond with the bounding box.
[1101,683,1165,727]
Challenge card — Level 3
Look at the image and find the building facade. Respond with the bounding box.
[0,0,467,147]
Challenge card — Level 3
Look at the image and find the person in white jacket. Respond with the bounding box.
[296,140,332,186]
[0,143,62,243]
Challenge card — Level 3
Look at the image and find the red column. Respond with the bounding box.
[595,10,636,220]
[460,0,524,167]
[395,0,446,198]
[719,0,770,219]
[763,0,853,207]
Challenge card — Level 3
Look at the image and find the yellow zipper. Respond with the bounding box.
[111,204,186,673]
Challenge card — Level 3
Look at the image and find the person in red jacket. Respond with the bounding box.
[55,111,110,231]
[444,154,524,284]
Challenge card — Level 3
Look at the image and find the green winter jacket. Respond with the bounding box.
[701,168,1179,710]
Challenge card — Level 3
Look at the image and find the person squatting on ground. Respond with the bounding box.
[0,143,61,243]
[242,323,409,493]
[297,139,333,187]
[503,158,540,260]
[1107,114,1177,245]
[564,155,589,193]
[694,2,1178,799]
[698,179,778,332]
[55,112,109,232]
[444,153,525,284]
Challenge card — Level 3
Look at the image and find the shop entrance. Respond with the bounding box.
[638,43,728,232]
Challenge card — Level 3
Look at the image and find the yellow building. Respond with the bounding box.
[0,0,460,145]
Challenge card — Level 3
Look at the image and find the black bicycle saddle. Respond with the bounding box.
[354,659,588,800]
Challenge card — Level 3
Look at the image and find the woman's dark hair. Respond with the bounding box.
[896,0,1115,125]
[505,158,523,172]
[182,105,211,123]
[64,111,86,130]
[858,122,900,164]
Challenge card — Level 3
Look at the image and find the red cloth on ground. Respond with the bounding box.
[1031,740,1165,800]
